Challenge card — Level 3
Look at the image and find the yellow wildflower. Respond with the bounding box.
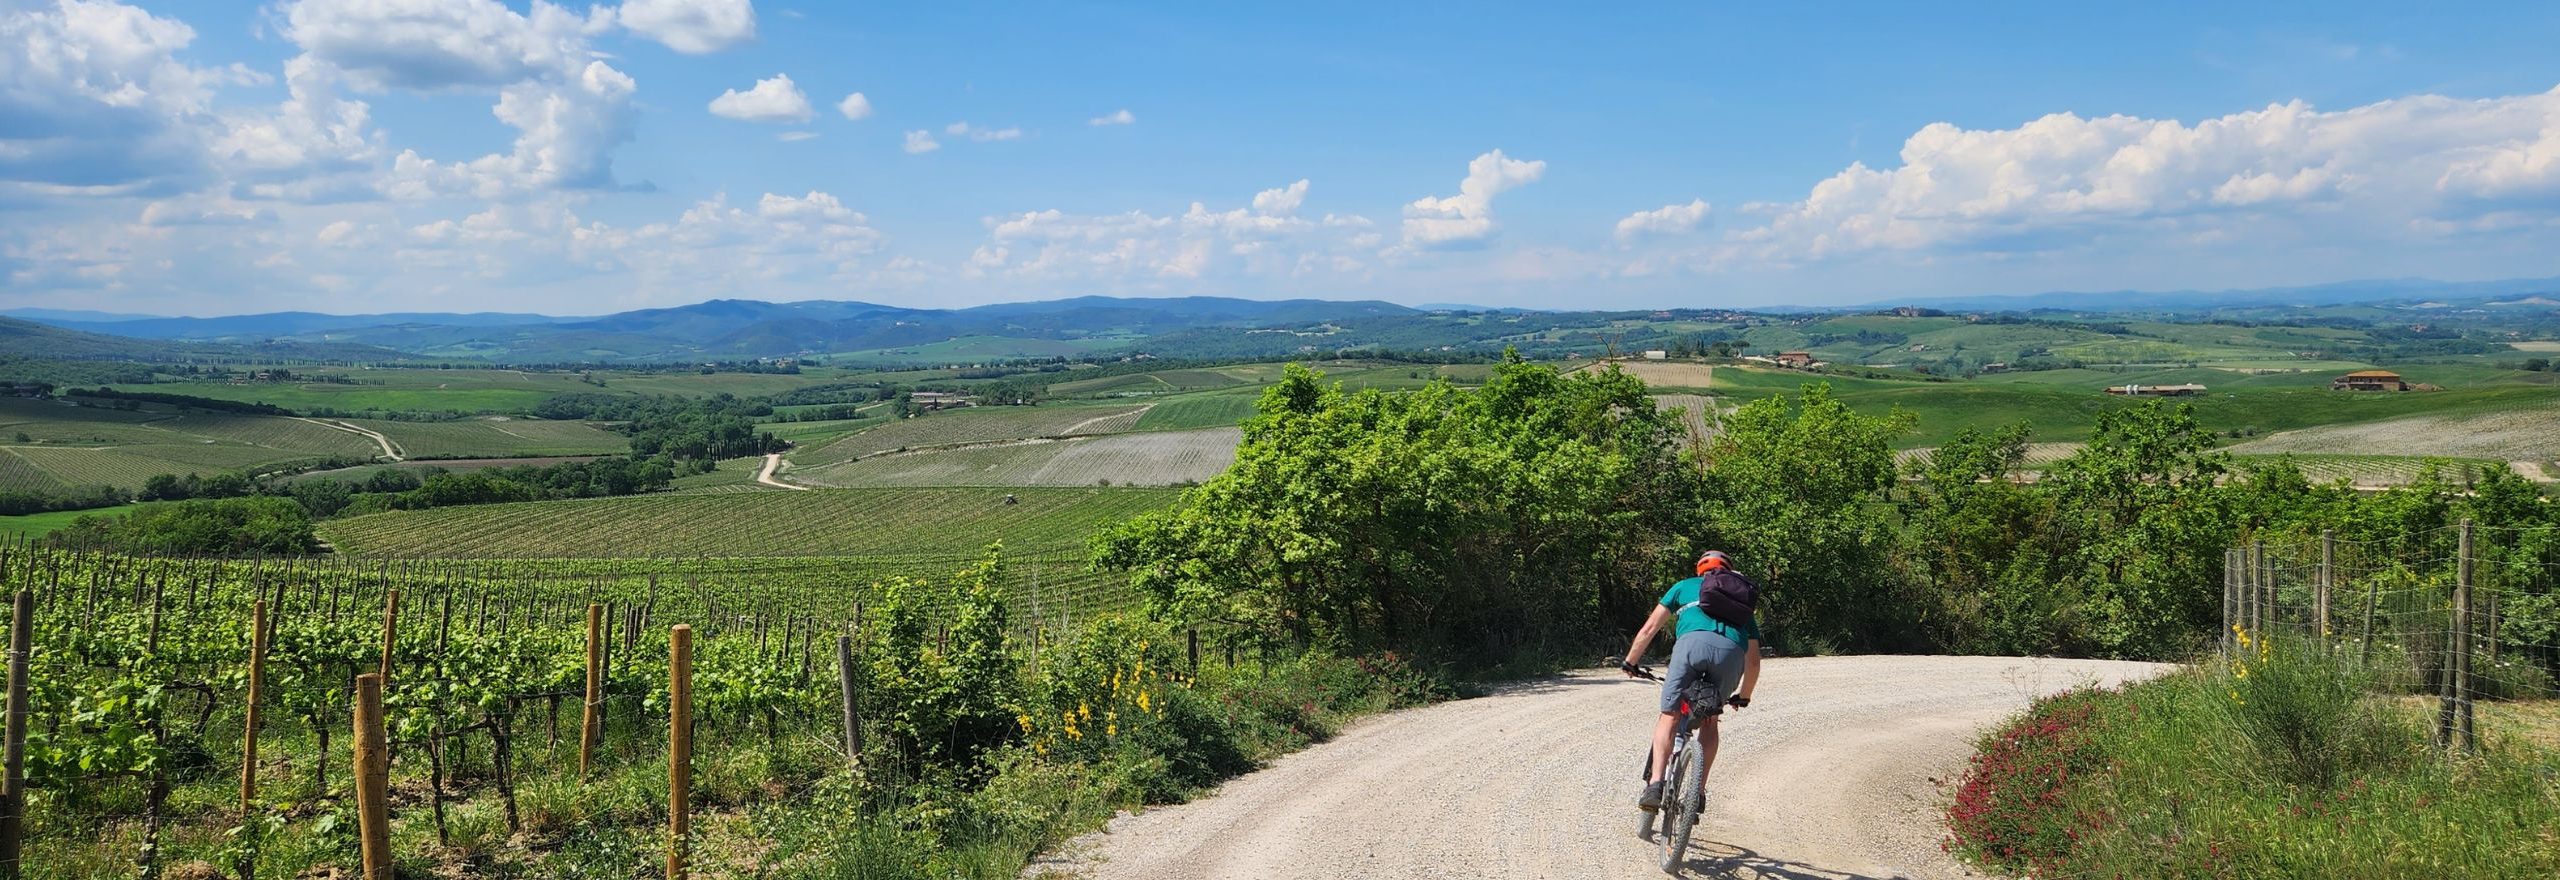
[1135,690,1151,712]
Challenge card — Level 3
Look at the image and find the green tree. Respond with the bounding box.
[2039,401,2233,657]
[1097,357,1701,665]
[1697,382,1916,652]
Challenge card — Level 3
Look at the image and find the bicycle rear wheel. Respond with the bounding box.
[1661,735,1704,874]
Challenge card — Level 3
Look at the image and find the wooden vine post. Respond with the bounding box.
[2316,531,2334,642]
[668,625,694,880]
[835,635,861,769]
[353,673,392,880]
[378,588,401,688]
[241,599,270,817]
[581,603,603,781]
[1,590,32,878]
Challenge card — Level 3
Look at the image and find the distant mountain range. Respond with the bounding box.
[1875,276,2560,312]
[7,278,2557,365]
[3,296,1419,363]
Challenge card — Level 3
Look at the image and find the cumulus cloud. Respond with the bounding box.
[902,130,940,154]
[279,0,604,92]
[1400,149,1545,249]
[945,121,1022,142]
[1614,199,1710,241]
[614,0,756,54]
[1728,87,2560,263]
[777,131,818,142]
[968,180,1376,283]
[708,73,813,123]
[383,60,639,198]
[0,0,249,194]
[1088,108,1135,126]
[270,0,647,200]
[836,91,872,120]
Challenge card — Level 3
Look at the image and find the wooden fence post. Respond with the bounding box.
[2455,519,2476,752]
[2317,530,2334,642]
[353,673,391,880]
[1187,629,1199,677]
[1,591,32,877]
[581,603,602,782]
[2360,549,2381,666]
[2252,541,2270,634]
[242,599,269,817]
[836,635,861,769]
[668,625,694,880]
[2221,548,2236,652]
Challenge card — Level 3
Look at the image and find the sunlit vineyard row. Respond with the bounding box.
[314,486,1182,558]
[0,533,1157,876]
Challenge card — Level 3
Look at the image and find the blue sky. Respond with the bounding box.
[6,1,2560,316]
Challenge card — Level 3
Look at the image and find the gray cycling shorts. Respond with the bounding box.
[1660,629,1745,714]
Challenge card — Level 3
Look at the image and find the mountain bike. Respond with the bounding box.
[1621,661,1734,875]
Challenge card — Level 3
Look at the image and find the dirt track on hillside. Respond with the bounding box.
[1033,655,2166,880]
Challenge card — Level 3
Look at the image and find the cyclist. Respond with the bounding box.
[1622,550,1761,812]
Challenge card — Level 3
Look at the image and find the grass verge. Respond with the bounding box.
[1946,634,2560,879]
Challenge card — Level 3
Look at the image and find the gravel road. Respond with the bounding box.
[1033,655,2167,880]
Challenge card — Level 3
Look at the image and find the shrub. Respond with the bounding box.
[2215,626,2393,788]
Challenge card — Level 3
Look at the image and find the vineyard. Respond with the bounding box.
[2228,402,2560,462]
[785,405,1150,469]
[0,401,390,493]
[2243,454,2509,487]
[313,487,1183,558]
[792,428,1242,489]
[0,537,1170,877]
[347,418,629,460]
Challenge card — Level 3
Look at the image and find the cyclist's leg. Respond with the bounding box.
[1651,631,1707,783]
[1690,632,1748,790]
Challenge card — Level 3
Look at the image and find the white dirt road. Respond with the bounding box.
[1036,655,2167,880]
[756,453,810,490]
[295,417,402,460]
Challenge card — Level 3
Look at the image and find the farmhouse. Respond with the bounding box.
[2104,383,2206,397]
[2331,370,2407,392]
[1774,351,1820,369]
[1640,350,1668,360]
[908,392,975,410]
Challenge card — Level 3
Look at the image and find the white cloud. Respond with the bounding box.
[0,0,245,194]
[1088,108,1135,127]
[1614,199,1710,241]
[902,130,940,154]
[836,91,872,120]
[777,131,818,142]
[614,0,756,54]
[1400,149,1545,249]
[1728,87,2560,263]
[945,121,1022,142]
[708,73,813,123]
[1252,179,1309,216]
[382,60,639,199]
[279,0,604,92]
[969,180,1376,283]
[274,0,644,200]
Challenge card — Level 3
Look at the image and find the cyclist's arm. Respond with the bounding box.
[1624,604,1672,667]
[1738,639,1762,701]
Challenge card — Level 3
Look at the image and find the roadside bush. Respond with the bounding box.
[2215,626,2395,788]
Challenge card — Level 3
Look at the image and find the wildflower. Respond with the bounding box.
[1135,690,1151,712]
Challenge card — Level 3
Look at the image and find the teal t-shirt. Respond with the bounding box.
[1660,576,1761,643]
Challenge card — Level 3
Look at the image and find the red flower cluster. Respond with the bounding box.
[1943,689,2121,876]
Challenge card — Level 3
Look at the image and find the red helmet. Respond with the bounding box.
[1695,550,1730,576]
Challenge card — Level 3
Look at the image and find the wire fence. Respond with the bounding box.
[2220,519,2560,754]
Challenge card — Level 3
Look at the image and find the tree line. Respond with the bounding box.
[1098,356,2560,674]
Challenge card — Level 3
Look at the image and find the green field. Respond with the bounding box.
[0,398,386,491]
[349,416,629,458]
[788,404,1151,467]
[793,427,1240,489]
[316,486,1181,557]
[101,366,861,414]
[1132,390,1263,431]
